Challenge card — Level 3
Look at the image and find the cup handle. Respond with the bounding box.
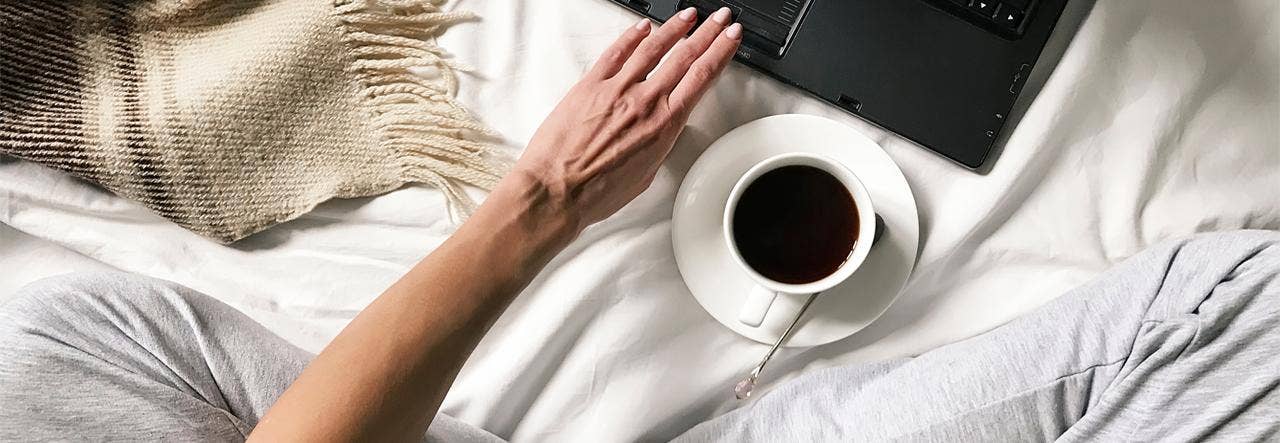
[738,284,777,327]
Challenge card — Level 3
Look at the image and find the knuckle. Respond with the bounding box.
[611,96,634,115]
[603,48,625,65]
[636,83,663,101]
[666,98,690,118]
[612,96,645,120]
[688,65,716,84]
[638,43,666,60]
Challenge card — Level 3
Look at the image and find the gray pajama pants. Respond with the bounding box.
[2,231,1278,442]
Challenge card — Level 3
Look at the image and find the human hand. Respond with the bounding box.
[509,7,742,232]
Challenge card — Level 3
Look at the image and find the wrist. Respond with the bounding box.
[466,168,582,258]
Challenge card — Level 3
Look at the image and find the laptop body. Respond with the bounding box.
[605,0,1071,168]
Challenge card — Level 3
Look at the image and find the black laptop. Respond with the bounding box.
[605,0,1071,168]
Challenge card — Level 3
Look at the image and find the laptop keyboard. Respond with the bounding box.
[680,0,812,58]
[670,0,1035,59]
[935,0,1037,37]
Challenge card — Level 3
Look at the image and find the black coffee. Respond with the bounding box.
[732,165,859,284]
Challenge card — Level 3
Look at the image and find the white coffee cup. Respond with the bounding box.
[724,153,877,327]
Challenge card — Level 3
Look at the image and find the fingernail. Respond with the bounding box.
[634,18,650,31]
[712,7,732,24]
[726,23,743,39]
[678,7,697,21]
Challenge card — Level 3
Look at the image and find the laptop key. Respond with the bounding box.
[970,0,998,18]
[997,5,1025,30]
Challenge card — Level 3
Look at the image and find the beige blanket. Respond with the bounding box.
[0,0,506,243]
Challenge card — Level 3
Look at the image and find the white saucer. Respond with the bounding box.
[673,114,919,347]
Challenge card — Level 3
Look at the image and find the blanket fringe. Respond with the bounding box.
[335,0,510,220]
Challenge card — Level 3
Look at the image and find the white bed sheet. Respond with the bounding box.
[2,0,1277,440]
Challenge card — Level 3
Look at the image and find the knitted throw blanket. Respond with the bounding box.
[0,0,507,243]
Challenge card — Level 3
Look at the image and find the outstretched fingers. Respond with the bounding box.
[667,22,741,115]
[614,7,700,83]
[646,7,734,93]
[589,18,653,80]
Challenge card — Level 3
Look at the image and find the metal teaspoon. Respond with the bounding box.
[734,291,821,400]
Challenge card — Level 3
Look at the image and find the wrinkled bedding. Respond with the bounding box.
[1,0,1277,440]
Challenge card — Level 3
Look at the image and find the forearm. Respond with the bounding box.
[251,10,739,440]
[250,171,577,442]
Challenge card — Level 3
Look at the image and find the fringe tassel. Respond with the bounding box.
[334,0,510,221]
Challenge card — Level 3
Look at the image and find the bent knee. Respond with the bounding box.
[0,271,198,332]
[1191,230,1280,296]
[1165,230,1280,330]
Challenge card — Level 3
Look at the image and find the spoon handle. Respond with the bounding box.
[735,292,821,400]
